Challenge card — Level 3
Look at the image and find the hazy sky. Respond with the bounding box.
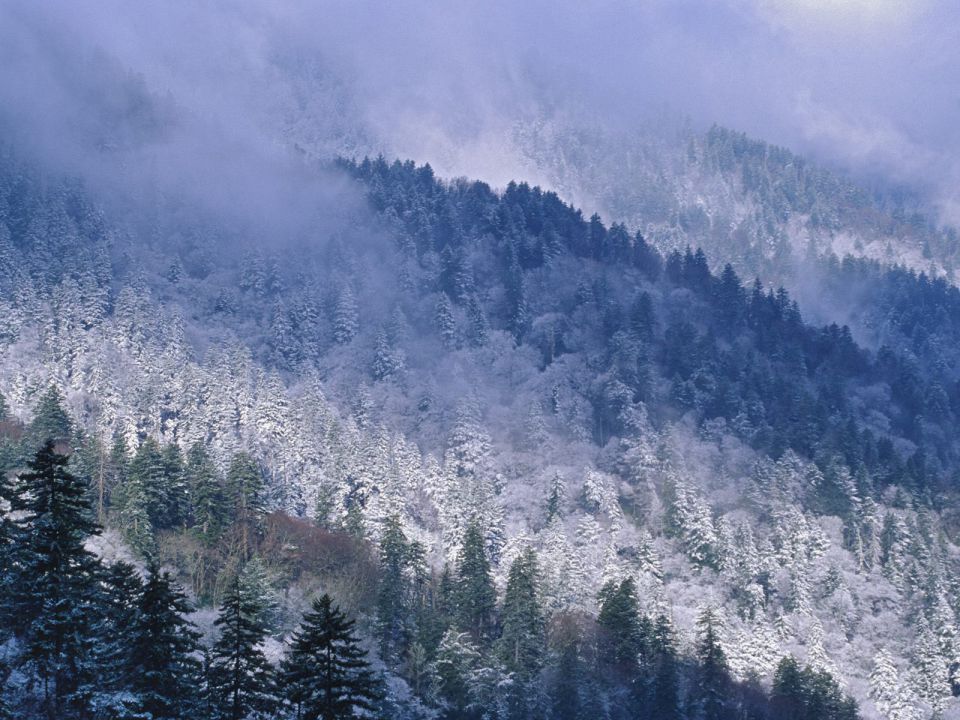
[2,0,959,222]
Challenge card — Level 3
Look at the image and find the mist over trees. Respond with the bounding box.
[1,137,960,718]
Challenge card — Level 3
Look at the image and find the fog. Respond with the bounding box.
[2,0,960,225]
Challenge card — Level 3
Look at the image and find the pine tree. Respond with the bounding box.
[226,452,266,559]
[498,548,545,678]
[90,561,145,718]
[10,440,102,719]
[209,578,276,720]
[129,564,203,719]
[434,629,482,720]
[113,459,156,557]
[551,622,582,720]
[597,578,644,677]
[455,521,497,644]
[0,459,15,630]
[650,613,681,720]
[187,441,229,545]
[372,327,404,381]
[279,593,380,720]
[377,517,412,661]
[238,556,280,630]
[333,286,359,345]
[128,438,177,530]
[27,385,72,449]
[435,292,458,349]
[695,607,731,720]
[545,471,566,522]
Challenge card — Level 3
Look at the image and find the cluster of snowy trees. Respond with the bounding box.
[2,145,960,718]
[0,439,382,719]
[515,117,960,285]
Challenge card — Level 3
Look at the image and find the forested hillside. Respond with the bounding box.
[1,147,960,719]
[512,119,960,287]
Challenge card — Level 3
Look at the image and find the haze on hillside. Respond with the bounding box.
[2,0,960,220]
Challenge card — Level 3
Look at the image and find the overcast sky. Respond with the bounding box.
[2,0,959,222]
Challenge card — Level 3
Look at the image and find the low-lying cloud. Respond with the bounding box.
[2,0,959,225]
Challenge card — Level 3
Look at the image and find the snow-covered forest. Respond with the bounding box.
[4,1,960,719]
[1,139,960,719]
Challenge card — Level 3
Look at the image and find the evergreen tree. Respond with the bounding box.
[376,516,412,660]
[113,458,155,557]
[333,286,359,344]
[187,441,229,545]
[160,442,189,528]
[279,593,380,720]
[209,578,276,720]
[551,627,582,720]
[434,629,482,720]
[650,613,681,720]
[129,564,202,719]
[91,561,146,718]
[10,440,101,719]
[545,472,566,522]
[772,656,858,720]
[596,578,644,676]
[27,385,72,449]
[498,548,545,678]
[435,292,458,349]
[455,521,497,644]
[695,607,731,720]
[0,458,15,630]
[226,452,266,559]
[128,438,177,530]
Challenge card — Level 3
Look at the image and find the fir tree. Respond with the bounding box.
[90,561,145,718]
[434,629,482,720]
[695,607,731,720]
[455,521,497,644]
[498,548,545,678]
[27,385,72,449]
[650,613,681,720]
[333,286,359,345]
[113,460,156,557]
[10,440,102,719]
[187,441,229,545]
[596,578,644,676]
[129,564,203,719]
[209,577,276,720]
[226,452,266,559]
[545,472,566,522]
[128,438,177,530]
[376,517,412,660]
[279,593,380,720]
[435,292,458,349]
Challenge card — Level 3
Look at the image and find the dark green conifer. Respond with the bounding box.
[280,593,380,720]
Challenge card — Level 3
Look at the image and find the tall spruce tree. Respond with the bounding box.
[187,441,228,545]
[209,577,276,720]
[128,438,175,530]
[279,593,380,720]
[129,564,202,719]
[10,440,101,719]
[649,613,681,720]
[226,453,266,559]
[498,548,546,720]
[376,516,412,661]
[498,548,545,678]
[695,607,731,720]
[455,521,497,644]
[26,385,72,450]
[597,578,644,676]
[90,561,146,718]
[0,460,15,631]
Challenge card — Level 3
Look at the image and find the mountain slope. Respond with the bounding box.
[1,148,959,717]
